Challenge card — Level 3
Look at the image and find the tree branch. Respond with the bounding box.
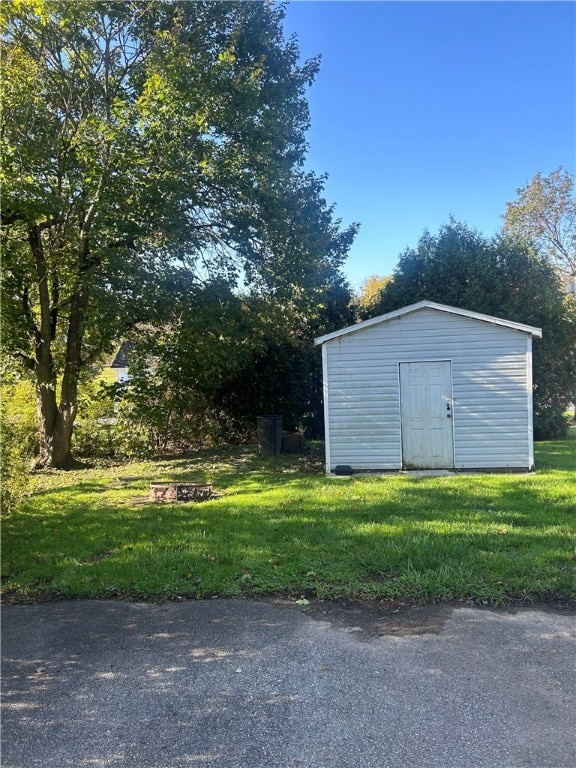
[21,285,40,343]
[14,351,36,371]
[50,274,59,340]
[27,226,52,348]
[38,216,64,231]
[106,237,137,250]
[1,209,25,226]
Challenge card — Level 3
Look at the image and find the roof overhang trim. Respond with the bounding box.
[314,300,543,346]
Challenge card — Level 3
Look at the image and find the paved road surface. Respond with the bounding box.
[2,599,575,767]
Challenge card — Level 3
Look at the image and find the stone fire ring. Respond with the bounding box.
[149,482,213,502]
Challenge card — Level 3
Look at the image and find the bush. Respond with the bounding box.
[0,380,37,513]
[73,375,159,460]
[533,405,569,441]
[1,418,32,514]
[73,377,119,459]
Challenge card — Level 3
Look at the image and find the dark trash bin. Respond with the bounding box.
[257,415,283,456]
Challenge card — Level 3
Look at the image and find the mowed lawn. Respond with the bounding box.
[2,428,575,605]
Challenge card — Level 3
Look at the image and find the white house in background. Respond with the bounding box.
[314,301,542,474]
[110,342,131,383]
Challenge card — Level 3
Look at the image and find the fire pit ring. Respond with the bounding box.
[149,482,213,502]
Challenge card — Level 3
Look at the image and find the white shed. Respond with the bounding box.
[314,301,542,473]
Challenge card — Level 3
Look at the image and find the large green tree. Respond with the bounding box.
[1,1,356,467]
[372,221,576,439]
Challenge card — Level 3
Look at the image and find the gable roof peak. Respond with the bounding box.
[314,300,542,345]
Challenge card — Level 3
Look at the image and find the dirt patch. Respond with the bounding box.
[286,598,576,639]
[293,599,453,638]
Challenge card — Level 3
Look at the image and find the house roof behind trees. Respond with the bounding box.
[110,342,132,368]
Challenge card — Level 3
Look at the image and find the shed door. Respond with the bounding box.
[399,361,454,469]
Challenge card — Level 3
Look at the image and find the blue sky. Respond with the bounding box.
[281,1,576,290]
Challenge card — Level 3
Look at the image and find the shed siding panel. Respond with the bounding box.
[324,308,531,470]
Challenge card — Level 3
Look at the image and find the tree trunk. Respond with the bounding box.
[29,218,92,470]
[36,401,79,469]
[35,307,86,469]
[34,353,82,470]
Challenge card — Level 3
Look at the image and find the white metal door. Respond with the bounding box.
[399,361,454,469]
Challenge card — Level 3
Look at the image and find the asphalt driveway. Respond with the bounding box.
[2,599,575,767]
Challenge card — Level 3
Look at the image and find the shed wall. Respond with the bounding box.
[323,308,532,470]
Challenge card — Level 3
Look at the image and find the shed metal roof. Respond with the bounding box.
[314,300,543,346]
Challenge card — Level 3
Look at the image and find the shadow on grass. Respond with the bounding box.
[3,449,575,604]
[535,427,576,471]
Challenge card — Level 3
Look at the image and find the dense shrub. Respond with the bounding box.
[212,340,325,440]
[533,404,569,441]
[1,380,37,513]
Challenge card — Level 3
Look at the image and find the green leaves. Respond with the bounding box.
[1,0,356,465]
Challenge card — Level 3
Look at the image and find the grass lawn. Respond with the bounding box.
[2,428,575,606]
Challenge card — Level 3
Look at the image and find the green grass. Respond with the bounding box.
[2,429,575,606]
